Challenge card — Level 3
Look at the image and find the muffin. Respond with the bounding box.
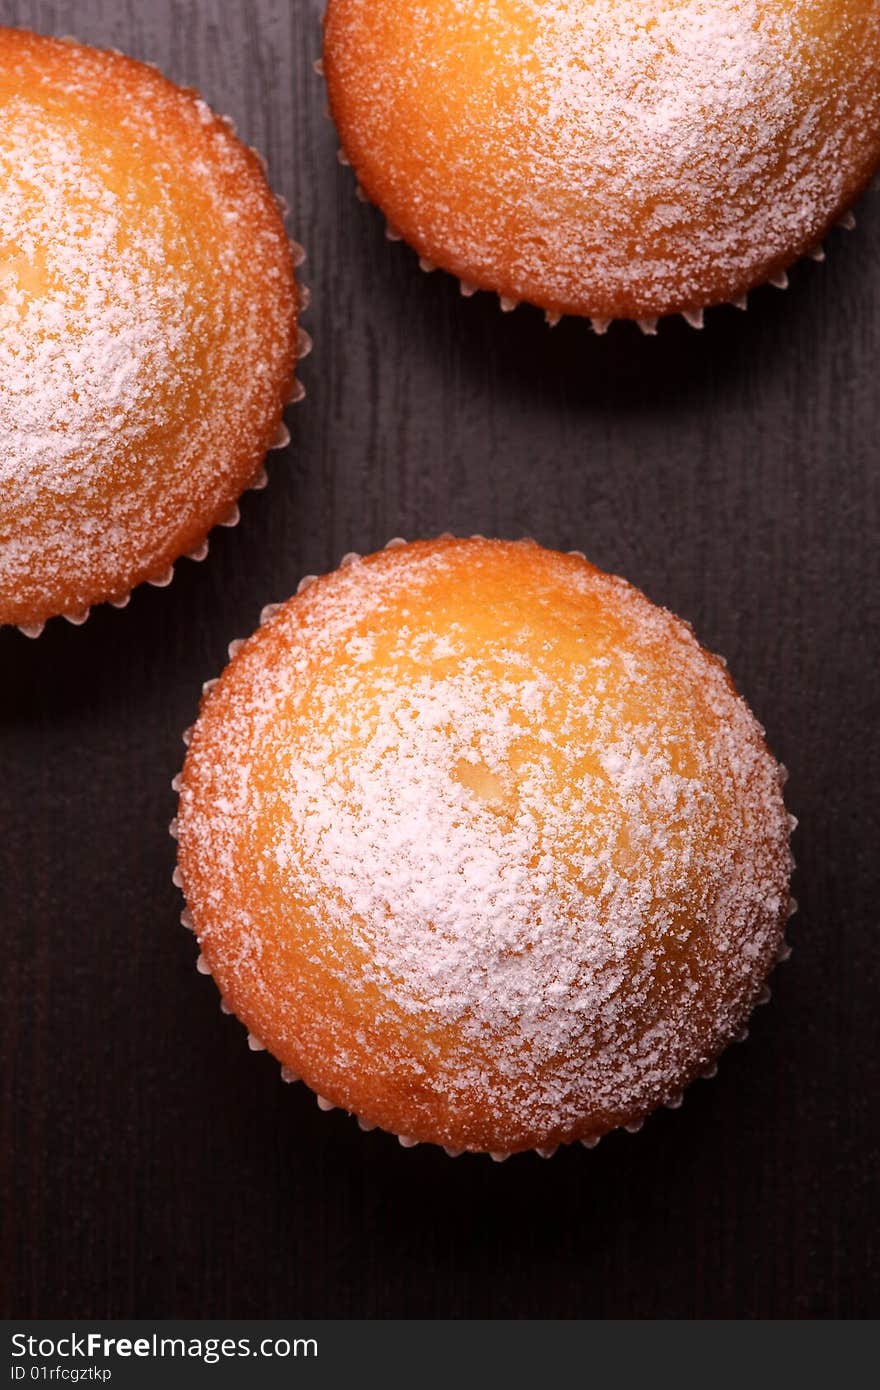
[323,0,880,329]
[0,28,302,636]
[175,537,794,1157]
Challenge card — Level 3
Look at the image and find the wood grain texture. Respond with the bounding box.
[1,0,878,1320]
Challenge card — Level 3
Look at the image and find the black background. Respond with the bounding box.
[1,0,878,1320]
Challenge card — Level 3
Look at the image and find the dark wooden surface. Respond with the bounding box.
[1,0,878,1321]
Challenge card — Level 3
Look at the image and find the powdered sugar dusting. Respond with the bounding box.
[325,0,880,317]
[0,109,186,487]
[178,539,793,1151]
